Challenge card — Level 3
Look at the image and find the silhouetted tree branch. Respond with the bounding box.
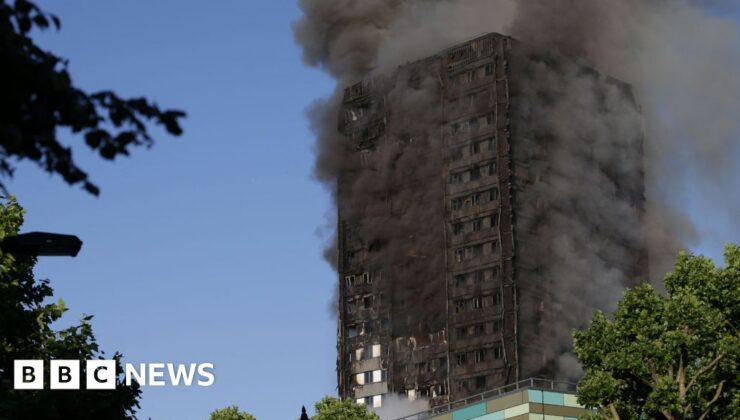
[0,0,185,195]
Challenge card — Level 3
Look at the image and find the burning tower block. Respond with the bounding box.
[336,33,646,408]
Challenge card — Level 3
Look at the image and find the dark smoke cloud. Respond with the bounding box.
[295,0,740,379]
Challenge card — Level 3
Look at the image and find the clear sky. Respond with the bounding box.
[8,2,739,420]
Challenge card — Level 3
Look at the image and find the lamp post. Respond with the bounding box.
[0,231,83,257]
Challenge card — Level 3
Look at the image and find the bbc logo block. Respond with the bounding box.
[14,359,116,390]
[86,360,116,390]
[50,360,80,390]
[14,360,44,390]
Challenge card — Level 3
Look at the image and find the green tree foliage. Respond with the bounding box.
[312,396,379,420]
[574,245,740,419]
[209,405,256,420]
[0,197,141,419]
[0,0,185,195]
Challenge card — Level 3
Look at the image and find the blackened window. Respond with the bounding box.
[494,346,503,359]
[485,63,494,76]
[489,188,499,201]
[456,353,467,366]
[453,223,465,235]
[452,198,463,210]
[472,271,484,284]
[455,274,467,287]
[493,318,503,332]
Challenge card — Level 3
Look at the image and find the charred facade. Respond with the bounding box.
[336,33,646,408]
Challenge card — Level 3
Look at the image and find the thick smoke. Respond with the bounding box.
[295,0,740,381]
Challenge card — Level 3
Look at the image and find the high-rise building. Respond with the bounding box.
[336,33,645,409]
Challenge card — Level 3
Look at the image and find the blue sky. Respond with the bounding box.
[8,2,739,420]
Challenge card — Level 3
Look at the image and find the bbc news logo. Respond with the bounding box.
[14,360,215,390]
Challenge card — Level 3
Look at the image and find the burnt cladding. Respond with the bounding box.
[336,33,646,408]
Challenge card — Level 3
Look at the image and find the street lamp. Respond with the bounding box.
[0,232,83,257]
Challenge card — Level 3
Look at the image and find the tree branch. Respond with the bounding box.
[608,403,621,420]
[685,352,725,394]
[677,352,686,399]
[698,380,725,420]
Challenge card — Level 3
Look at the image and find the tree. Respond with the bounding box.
[0,0,185,195]
[209,405,256,420]
[0,197,141,419]
[312,396,379,420]
[574,245,740,419]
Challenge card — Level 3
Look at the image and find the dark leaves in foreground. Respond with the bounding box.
[0,0,186,195]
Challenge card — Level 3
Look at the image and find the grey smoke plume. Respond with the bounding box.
[295,0,740,380]
[374,394,429,420]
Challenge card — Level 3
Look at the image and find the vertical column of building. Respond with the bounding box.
[337,81,391,408]
[494,35,519,385]
[442,34,516,402]
[382,57,451,408]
